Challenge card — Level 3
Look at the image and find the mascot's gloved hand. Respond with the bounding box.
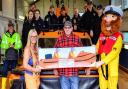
[90,61,104,68]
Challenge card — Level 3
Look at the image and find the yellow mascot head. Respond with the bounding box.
[101,5,123,36]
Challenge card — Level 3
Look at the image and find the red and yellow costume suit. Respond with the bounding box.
[96,32,123,89]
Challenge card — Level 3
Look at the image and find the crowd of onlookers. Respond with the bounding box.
[22,1,104,48]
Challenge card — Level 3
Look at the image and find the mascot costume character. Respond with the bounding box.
[94,5,123,89]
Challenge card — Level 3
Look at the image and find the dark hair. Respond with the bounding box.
[35,9,40,14]
[8,20,14,27]
[30,3,36,7]
[97,4,103,10]
[50,5,54,9]
[28,10,33,14]
[61,6,66,11]
[87,1,93,5]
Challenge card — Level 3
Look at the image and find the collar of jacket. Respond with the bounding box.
[5,31,15,38]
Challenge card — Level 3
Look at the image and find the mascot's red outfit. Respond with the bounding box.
[95,5,123,89]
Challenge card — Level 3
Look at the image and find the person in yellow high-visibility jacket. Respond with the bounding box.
[1,20,22,89]
[92,5,123,89]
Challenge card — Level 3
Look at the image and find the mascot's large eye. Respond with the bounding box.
[112,15,116,17]
[104,14,117,22]
[112,15,115,18]
[111,15,117,21]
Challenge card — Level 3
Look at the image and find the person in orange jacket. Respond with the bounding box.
[92,5,123,89]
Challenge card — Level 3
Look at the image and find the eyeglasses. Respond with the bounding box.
[31,36,37,38]
[64,26,71,29]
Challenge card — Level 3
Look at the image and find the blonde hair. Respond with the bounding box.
[26,29,38,67]
[26,29,38,47]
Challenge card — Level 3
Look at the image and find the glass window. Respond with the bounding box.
[111,0,128,9]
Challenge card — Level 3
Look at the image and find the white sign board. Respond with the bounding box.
[38,46,96,61]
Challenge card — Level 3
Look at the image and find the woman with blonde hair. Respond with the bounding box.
[23,29,41,89]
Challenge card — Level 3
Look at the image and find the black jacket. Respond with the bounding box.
[92,14,104,44]
[72,14,81,31]
[79,9,98,33]
[34,17,45,34]
[44,12,58,30]
[22,19,35,48]
[58,14,70,29]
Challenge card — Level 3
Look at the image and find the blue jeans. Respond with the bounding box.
[2,60,17,77]
[59,76,79,89]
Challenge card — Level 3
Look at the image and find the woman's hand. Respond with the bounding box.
[34,66,41,73]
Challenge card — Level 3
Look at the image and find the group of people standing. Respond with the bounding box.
[0,1,124,89]
[22,1,104,49]
[22,5,123,89]
[23,21,83,89]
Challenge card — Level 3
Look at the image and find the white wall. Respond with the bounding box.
[0,0,15,36]
[0,0,23,36]
[0,17,7,36]
[2,0,15,19]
